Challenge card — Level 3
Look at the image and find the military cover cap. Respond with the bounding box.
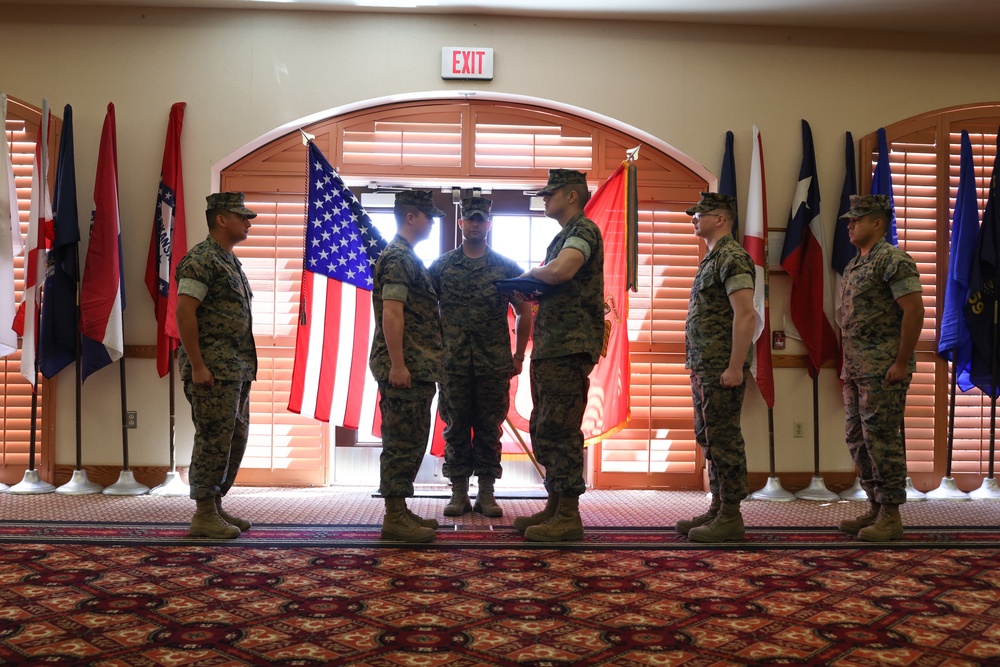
[839,194,892,219]
[537,169,588,195]
[396,190,445,218]
[206,192,257,218]
[461,196,492,221]
[686,192,736,215]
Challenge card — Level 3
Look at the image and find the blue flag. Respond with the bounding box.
[39,104,81,379]
[831,131,857,276]
[964,130,1000,399]
[939,130,979,393]
[720,130,739,239]
[871,127,898,246]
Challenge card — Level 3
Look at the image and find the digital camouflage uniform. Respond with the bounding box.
[177,235,257,501]
[530,211,605,498]
[839,238,921,507]
[686,233,755,506]
[429,246,523,480]
[370,235,445,499]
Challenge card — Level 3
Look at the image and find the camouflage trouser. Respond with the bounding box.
[843,376,909,506]
[378,381,435,499]
[184,379,252,500]
[439,372,510,480]
[690,370,749,505]
[529,354,594,498]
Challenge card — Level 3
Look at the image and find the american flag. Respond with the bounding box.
[287,141,387,426]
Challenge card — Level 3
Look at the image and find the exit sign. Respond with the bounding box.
[442,47,494,80]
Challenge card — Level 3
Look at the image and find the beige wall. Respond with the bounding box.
[2,4,998,476]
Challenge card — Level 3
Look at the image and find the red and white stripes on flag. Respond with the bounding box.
[287,141,386,430]
[743,125,775,408]
[79,102,125,382]
[144,102,188,378]
[12,99,52,385]
[0,93,24,359]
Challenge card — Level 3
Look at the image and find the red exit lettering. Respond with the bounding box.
[452,50,486,75]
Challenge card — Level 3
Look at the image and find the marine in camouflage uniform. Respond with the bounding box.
[679,192,756,544]
[429,196,532,518]
[177,192,258,540]
[838,194,924,542]
[512,169,605,542]
[369,190,446,542]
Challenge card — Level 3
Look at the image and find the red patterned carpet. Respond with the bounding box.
[0,488,999,665]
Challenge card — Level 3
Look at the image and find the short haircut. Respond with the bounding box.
[566,182,591,208]
[393,203,421,227]
[206,208,226,229]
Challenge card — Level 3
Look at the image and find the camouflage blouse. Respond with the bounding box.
[175,235,257,381]
[839,239,922,379]
[429,246,523,375]
[685,234,755,373]
[531,212,605,364]
[368,235,445,384]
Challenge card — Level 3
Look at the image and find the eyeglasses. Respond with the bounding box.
[692,212,723,222]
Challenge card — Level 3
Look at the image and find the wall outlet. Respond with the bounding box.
[793,421,804,438]
[126,411,137,429]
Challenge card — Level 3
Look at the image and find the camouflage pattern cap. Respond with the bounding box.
[839,194,892,219]
[537,169,588,195]
[461,196,492,221]
[396,190,445,218]
[685,192,736,215]
[206,192,257,218]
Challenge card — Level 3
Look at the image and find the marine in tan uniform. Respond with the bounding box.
[837,194,923,542]
[369,190,446,543]
[429,196,532,519]
[677,192,756,544]
[512,169,605,542]
[176,192,258,540]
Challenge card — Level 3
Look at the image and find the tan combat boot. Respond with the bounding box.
[473,476,503,518]
[524,495,584,542]
[189,497,241,539]
[443,477,473,516]
[405,502,439,529]
[858,504,904,542]
[381,497,436,543]
[676,495,720,535]
[215,495,251,531]
[839,502,880,534]
[512,492,560,534]
[688,503,745,543]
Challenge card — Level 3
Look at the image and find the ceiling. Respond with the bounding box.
[12,0,1000,37]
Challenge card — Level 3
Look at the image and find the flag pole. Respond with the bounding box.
[970,300,1000,500]
[8,359,55,494]
[750,406,794,501]
[150,350,189,495]
[927,355,972,499]
[794,370,838,501]
[504,417,544,482]
[56,272,103,494]
[102,355,149,495]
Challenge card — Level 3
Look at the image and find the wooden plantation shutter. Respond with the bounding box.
[1,96,55,485]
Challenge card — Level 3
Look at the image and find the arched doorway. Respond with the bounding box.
[220,94,710,489]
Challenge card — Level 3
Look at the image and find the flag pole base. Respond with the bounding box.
[904,476,927,501]
[149,470,190,497]
[7,470,56,494]
[750,476,795,502]
[838,477,869,501]
[56,469,104,495]
[794,476,840,501]
[0,482,8,492]
[102,470,150,496]
[969,477,1000,501]
[925,476,971,501]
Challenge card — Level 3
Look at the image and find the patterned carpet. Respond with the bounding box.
[1,488,999,665]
